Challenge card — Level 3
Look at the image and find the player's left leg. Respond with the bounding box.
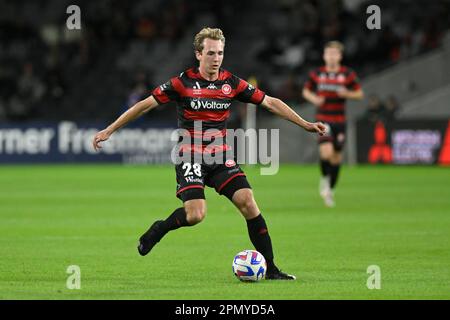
[329,150,343,191]
[212,166,295,280]
[327,125,346,204]
[228,187,296,280]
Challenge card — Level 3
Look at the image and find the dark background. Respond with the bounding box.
[1,0,449,126]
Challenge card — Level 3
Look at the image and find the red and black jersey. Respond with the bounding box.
[152,67,265,153]
[304,66,361,124]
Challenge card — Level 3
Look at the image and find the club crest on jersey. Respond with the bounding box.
[221,84,232,95]
[225,159,236,167]
[337,74,346,83]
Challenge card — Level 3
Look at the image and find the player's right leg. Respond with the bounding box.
[137,161,207,256]
[137,199,206,256]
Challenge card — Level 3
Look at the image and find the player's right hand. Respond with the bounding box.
[314,96,325,107]
[93,129,112,151]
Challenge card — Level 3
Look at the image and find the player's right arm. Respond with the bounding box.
[302,70,324,107]
[302,87,325,107]
[93,95,158,151]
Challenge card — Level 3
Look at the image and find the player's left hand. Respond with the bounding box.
[305,122,327,136]
[337,87,349,98]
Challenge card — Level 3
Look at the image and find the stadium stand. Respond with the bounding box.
[0,0,449,124]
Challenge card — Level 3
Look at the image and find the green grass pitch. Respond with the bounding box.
[0,164,449,299]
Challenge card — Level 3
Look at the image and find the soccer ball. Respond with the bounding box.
[232,250,266,282]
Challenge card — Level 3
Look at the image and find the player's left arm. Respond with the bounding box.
[260,95,326,135]
[337,70,364,100]
[337,87,364,100]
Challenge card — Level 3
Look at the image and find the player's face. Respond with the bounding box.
[323,47,342,67]
[196,38,224,75]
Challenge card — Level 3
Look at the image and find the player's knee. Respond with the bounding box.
[331,153,343,165]
[319,143,334,160]
[320,151,333,161]
[185,204,207,225]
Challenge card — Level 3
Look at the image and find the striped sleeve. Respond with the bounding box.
[346,70,361,91]
[303,70,318,92]
[151,77,181,104]
[234,78,265,105]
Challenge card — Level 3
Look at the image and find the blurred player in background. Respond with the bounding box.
[93,27,326,280]
[303,41,364,207]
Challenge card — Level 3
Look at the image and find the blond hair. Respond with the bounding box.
[325,41,345,53]
[193,27,225,52]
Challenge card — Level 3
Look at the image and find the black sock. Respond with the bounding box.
[320,159,331,177]
[329,164,341,189]
[246,214,276,272]
[160,207,190,234]
[141,208,189,244]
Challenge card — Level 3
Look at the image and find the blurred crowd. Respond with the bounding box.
[0,0,449,123]
[361,94,400,123]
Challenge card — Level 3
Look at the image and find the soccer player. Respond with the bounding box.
[93,28,325,280]
[302,41,364,207]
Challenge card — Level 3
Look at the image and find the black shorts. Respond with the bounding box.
[318,122,347,152]
[175,157,251,202]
